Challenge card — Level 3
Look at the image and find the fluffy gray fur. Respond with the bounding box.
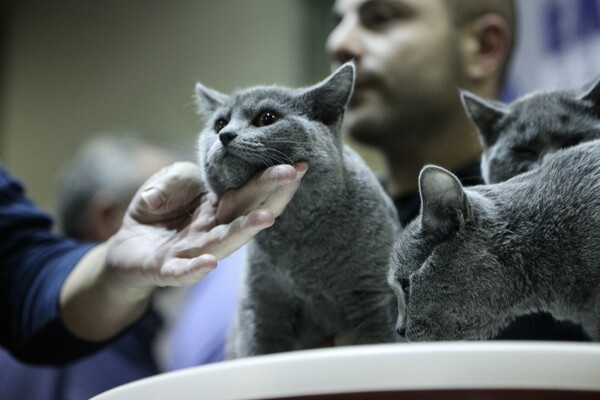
[388,139,600,341]
[461,75,600,183]
[195,63,401,357]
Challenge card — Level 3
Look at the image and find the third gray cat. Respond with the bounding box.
[388,140,600,341]
[461,75,600,183]
[195,63,401,357]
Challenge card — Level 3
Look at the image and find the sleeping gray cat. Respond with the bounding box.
[195,63,401,357]
[388,139,600,341]
[461,75,600,183]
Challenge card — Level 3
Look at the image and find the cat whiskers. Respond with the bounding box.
[268,139,307,146]
[264,147,295,166]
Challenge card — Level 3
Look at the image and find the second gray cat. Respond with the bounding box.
[461,75,600,183]
[195,63,401,357]
[388,140,600,341]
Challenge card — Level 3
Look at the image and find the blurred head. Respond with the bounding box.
[57,134,179,241]
[326,0,515,148]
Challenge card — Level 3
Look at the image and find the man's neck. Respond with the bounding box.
[381,114,482,198]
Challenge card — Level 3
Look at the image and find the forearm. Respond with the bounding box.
[59,243,154,341]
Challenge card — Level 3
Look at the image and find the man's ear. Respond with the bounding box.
[459,13,511,84]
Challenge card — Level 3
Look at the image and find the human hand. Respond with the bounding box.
[60,161,307,341]
[105,161,308,290]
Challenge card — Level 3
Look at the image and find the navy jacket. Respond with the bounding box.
[0,163,160,399]
[0,163,102,363]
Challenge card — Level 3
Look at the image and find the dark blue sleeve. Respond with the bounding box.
[0,165,101,362]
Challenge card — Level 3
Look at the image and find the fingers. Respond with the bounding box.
[131,162,206,222]
[216,162,308,224]
[195,209,275,260]
[258,165,306,218]
[160,254,218,286]
[153,209,272,288]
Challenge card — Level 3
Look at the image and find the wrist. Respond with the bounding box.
[60,243,154,341]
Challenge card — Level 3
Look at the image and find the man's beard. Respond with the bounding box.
[344,92,459,150]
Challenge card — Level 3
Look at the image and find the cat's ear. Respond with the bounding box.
[299,62,355,126]
[460,90,508,147]
[418,165,470,238]
[577,75,600,105]
[195,82,229,116]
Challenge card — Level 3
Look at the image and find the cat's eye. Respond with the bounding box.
[214,118,228,133]
[511,146,538,160]
[562,137,582,148]
[400,278,410,295]
[254,110,279,127]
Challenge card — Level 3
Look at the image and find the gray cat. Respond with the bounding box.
[195,63,401,357]
[461,75,600,183]
[388,139,600,342]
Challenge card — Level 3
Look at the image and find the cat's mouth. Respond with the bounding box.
[215,148,302,186]
[218,145,298,169]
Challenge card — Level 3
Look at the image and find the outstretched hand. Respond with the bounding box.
[106,161,308,289]
[61,161,307,341]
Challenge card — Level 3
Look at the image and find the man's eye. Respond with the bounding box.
[361,4,411,30]
[214,118,228,133]
[254,110,279,127]
[366,10,394,25]
[331,13,342,30]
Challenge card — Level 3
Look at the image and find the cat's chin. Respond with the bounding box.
[406,321,494,342]
[208,158,271,196]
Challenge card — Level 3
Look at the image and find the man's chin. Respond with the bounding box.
[343,116,385,147]
[348,88,376,109]
[344,103,381,144]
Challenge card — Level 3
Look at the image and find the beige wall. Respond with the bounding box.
[0,0,383,212]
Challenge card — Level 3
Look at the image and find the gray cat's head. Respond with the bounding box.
[195,63,355,197]
[461,75,600,183]
[389,166,517,341]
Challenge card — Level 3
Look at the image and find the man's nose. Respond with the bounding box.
[326,16,363,65]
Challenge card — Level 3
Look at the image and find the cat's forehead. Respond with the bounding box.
[229,85,299,111]
[511,89,574,112]
[394,223,430,269]
[503,90,583,129]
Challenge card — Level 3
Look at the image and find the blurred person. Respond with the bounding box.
[56,134,181,242]
[327,0,587,340]
[327,0,513,211]
[0,134,181,400]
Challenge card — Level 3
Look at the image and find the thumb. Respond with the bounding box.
[132,162,206,222]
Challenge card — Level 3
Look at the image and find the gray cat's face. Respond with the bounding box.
[462,76,600,183]
[195,64,355,197]
[389,166,515,341]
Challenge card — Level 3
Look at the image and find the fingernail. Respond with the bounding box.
[269,165,291,181]
[296,163,309,179]
[141,188,165,210]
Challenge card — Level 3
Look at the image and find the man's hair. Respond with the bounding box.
[56,133,174,238]
[444,0,517,89]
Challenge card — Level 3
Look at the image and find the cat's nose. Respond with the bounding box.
[219,131,237,146]
[397,327,406,337]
